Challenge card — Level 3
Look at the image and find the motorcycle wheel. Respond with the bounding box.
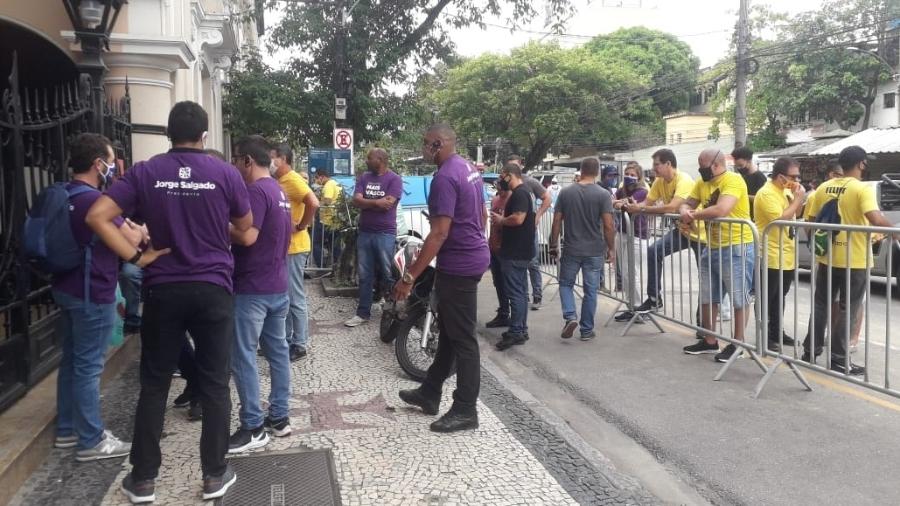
[379,310,399,343]
[394,309,439,381]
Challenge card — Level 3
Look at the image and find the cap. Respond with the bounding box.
[837,145,874,168]
[601,165,619,177]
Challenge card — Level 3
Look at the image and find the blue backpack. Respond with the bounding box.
[24,183,98,277]
[812,181,849,256]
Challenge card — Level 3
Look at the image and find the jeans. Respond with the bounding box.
[765,268,795,342]
[312,217,342,268]
[501,258,530,335]
[489,252,509,318]
[423,272,482,415]
[356,231,395,319]
[527,234,542,300]
[178,337,198,401]
[52,290,116,449]
[130,282,233,481]
[286,252,310,350]
[645,228,701,301]
[119,262,143,327]
[698,244,755,309]
[559,255,603,335]
[232,293,291,429]
[804,266,867,363]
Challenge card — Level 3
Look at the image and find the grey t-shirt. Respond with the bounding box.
[523,176,547,207]
[555,182,614,257]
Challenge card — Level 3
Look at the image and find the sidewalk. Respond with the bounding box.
[12,283,659,506]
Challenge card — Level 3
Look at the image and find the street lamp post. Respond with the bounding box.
[848,46,900,127]
[62,0,127,134]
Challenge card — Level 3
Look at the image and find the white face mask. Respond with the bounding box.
[268,161,278,176]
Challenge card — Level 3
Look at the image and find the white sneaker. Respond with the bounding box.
[344,315,367,327]
[75,430,131,462]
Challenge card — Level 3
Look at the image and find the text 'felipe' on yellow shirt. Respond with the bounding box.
[803,177,879,269]
[646,170,706,244]
[277,170,312,254]
[689,171,753,249]
[754,181,797,270]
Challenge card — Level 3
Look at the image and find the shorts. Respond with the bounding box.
[699,243,755,309]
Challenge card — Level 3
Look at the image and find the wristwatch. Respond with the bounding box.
[128,250,143,265]
[401,272,415,285]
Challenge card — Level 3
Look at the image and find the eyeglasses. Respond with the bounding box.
[784,174,801,181]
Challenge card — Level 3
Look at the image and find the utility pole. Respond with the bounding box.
[734,0,750,148]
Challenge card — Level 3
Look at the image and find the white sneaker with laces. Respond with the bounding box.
[75,430,131,462]
[344,315,367,327]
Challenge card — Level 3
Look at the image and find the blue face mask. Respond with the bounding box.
[624,176,638,187]
[604,175,619,188]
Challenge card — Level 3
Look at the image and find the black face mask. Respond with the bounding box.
[698,165,714,182]
[497,178,510,191]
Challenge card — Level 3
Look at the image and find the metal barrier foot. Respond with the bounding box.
[714,347,768,382]
[604,303,625,328]
[642,313,665,334]
[752,357,782,398]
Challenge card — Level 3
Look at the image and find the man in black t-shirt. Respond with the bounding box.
[490,163,535,350]
[732,147,767,214]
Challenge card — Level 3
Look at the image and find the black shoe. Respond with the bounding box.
[187,402,202,421]
[531,297,542,310]
[801,348,824,363]
[228,426,269,453]
[634,297,663,313]
[124,324,141,335]
[683,340,719,355]
[781,334,796,346]
[561,320,578,339]
[767,340,781,353]
[264,416,292,437]
[485,315,510,328]
[398,388,440,415]
[580,331,596,341]
[173,390,191,408]
[202,464,237,500]
[830,360,866,376]
[429,411,479,433]
[121,473,155,504]
[496,334,526,351]
[715,344,738,363]
[289,345,307,362]
[614,311,635,322]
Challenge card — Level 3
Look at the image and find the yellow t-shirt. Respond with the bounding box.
[277,170,312,254]
[319,179,341,227]
[689,171,753,248]
[754,181,796,270]
[803,177,879,269]
[647,170,706,243]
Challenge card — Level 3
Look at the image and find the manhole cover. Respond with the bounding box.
[217,449,341,506]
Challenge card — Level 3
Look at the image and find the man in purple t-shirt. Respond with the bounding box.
[49,133,144,462]
[226,136,294,454]
[393,124,489,433]
[345,148,403,327]
[86,101,251,503]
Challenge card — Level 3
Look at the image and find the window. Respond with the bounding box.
[885,92,896,109]
[669,134,675,144]
[676,133,682,144]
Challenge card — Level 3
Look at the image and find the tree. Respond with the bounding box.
[432,42,645,169]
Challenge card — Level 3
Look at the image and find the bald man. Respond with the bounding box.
[679,148,755,363]
[345,149,403,327]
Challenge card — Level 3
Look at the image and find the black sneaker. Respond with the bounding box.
[430,410,478,433]
[715,344,738,363]
[614,311,635,322]
[580,331,596,341]
[485,315,510,328]
[398,388,440,415]
[531,297,542,310]
[496,334,526,351]
[173,390,191,408]
[289,345,307,362]
[188,402,202,421]
[683,340,719,355]
[202,464,237,500]
[561,320,578,339]
[227,426,269,453]
[830,360,866,376]
[264,416,292,437]
[634,297,663,313]
[121,473,155,504]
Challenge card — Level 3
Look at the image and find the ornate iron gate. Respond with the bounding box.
[0,52,131,413]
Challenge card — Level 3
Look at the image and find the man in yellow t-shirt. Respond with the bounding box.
[753,157,806,351]
[272,144,320,361]
[800,146,895,376]
[679,149,754,362]
[624,148,706,320]
[312,171,343,268]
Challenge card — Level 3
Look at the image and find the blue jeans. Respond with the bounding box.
[489,252,509,318]
[52,289,116,449]
[356,231,395,319]
[501,258,530,335]
[286,252,310,350]
[645,228,701,301]
[528,234,542,299]
[559,255,603,335]
[232,293,291,430]
[119,262,143,327]
[699,244,755,309]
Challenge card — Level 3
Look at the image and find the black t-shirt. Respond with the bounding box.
[742,170,767,196]
[500,185,536,260]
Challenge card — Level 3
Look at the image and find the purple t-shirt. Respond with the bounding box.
[233,178,292,294]
[354,170,402,234]
[105,148,251,292]
[427,155,490,277]
[52,181,124,304]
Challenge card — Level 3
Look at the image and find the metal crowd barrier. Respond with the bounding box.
[306,202,353,278]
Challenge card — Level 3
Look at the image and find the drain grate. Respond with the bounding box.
[217,448,341,506]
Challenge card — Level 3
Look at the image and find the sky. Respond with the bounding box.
[263,0,828,70]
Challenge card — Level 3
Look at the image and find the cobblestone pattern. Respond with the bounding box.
[12,283,656,505]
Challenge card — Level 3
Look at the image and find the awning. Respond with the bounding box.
[810,127,900,156]
[759,137,843,158]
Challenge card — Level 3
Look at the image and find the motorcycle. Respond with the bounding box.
[378,221,439,381]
